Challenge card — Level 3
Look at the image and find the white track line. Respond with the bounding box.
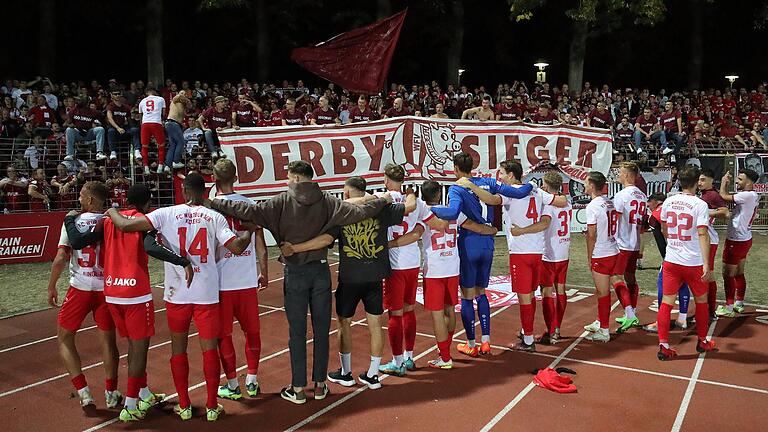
[671,320,719,432]
[479,300,621,432]
[83,315,369,432]
[0,306,284,399]
[283,305,512,432]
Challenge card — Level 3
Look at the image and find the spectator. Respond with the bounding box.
[348,95,374,123]
[461,95,495,121]
[28,95,55,136]
[51,163,77,209]
[282,98,305,126]
[106,168,131,207]
[183,118,204,155]
[586,101,614,130]
[64,96,106,161]
[660,101,686,158]
[138,87,168,174]
[615,116,634,141]
[310,96,340,125]
[164,91,190,170]
[106,90,140,160]
[496,95,522,121]
[198,95,230,158]
[0,165,29,212]
[431,102,449,119]
[27,168,51,211]
[531,103,559,125]
[633,107,666,155]
[384,97,411,118]
[232,94,261,128]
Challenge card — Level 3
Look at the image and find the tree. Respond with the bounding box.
[146,0,164,86]
[508,0,666,93]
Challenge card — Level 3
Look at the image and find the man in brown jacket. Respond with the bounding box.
[205,160,391,404]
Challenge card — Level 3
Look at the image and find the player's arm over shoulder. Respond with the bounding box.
[63,214,103,250]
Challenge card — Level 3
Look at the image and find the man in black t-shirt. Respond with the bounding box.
[280,176,411,391]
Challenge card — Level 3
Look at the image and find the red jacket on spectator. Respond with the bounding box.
[29,178,51,211]
[281,108,305,126]
[311,107,339,125]
[385,106,411,118]
[201,107,230,129]
[588,109,614,129]
[532,111,558,125]
[29,105,55,128]
[233,102,259,127]
[659,110,682,133]
[497,105,522,121]
[348,105,374,122]
[69,107,102,130]
[106,102,131,128]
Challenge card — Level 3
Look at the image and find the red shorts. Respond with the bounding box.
[708,243,718,269]
[423,276,459,311]
[57,287,114,333]
[165,302,220,340]
[108,301,155,340]
[384,268,419,311]
[722,239,752,265]
[662,261,707,297]
[219,288,261,338]
[613,250,640,276]
[509,254,542,295]
[140,122,165,146]
[540,260,569,287]
[591,254,618,276]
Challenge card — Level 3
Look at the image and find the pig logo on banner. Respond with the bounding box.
[385,121,462,179]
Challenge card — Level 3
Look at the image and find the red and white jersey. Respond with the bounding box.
[57,212,104,291]
[660,193,709,266]
[586,195,619,258]
[138,95,166,124]
[613,185,647,251]
[419,213,465,278]
[542,201,572,262]
[145,204,237,304]
[726,191,759,241]
[500,187,555,255]
[376,191,428,270]
[699,188,727,245]
[214,192,260,291]
[102,209,152,304]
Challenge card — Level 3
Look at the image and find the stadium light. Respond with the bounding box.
[534,62,549,84]
[458,68,466,87]
[725,74,739,89]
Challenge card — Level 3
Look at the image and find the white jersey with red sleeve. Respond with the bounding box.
[500,186,555,255]
[542,201,572,262]
[419,212,460,278]
[145,204,237,304]
[376,191,428,270]
[214,192,260,291]
[613,185,647,251]
[57,212,104,291]
[726,191,759,241]
[661,193,709,266]
[586,195,619,258]
[138,95,166,124]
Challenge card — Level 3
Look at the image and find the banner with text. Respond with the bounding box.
[0,211,64,264]
[218,117,614,199]
[736,153,768,193]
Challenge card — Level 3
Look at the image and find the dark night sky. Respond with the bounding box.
[4,0,767,90]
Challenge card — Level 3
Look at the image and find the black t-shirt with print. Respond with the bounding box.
[327,203,405,284]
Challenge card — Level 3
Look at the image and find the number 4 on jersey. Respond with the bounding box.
[178,227,209,263]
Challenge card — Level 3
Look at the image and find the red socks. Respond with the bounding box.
[597,294,611,329]
[105,376,118,392]
[388,315,404,356]
[202,349,221,409]
[437,339,451,362]
[628,282,639,309]
[556,293,568,329]
[71,373,87,391]
[218,336,237,379]
[127,376,141,399]
[613,281,631,308]
[403,310,417,352]
[542,297,555,334]
[724,276,736,305]
[735,274,747,301]
[657,302,673,344]
[519,303,535,335]
[695,303,710,341]
[170,353,191,408]
[245,331,261,375]
[708,281,718,316]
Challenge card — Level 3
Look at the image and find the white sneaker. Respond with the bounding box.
[63,155,74,161]
[670,154,676,163]
[109,151,117,160]
[156,164,164,174]
[172,162,185,169]
[163,165,171,173]
[662,146,674,155]
[428,358,453,369]
[96,152,108,160]
[143,166,150,175]
[134,150,142,160]
[636,147,643,155]
[79,389,95,407]
[216,150,225,158]
[585,330,610,343]
[105,390,123,409]
[583,319,601,333]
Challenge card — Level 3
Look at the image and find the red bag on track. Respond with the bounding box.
[533,368,577,393]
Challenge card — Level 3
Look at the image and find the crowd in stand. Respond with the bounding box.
[1,76,767,213]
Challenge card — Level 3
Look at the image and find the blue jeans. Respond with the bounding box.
[633,130,667,151]
[164,120,185,165]
[66,126,105,156]
[203,129,219,154]
[107,126,140,152]
[663,131,685,154]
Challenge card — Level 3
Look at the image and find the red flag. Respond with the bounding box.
[291,10,407,95]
